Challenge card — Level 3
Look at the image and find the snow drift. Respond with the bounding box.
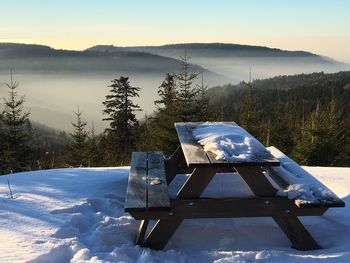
[0,167,349,262]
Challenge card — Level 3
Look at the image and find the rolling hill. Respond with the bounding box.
[0,43,229,131]
[1,42,349,132]
[88,43,350,82]
[0,43,227,82]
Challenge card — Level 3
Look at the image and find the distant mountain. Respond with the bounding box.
[1,42,349,132]
[87,43,350,81]
[88,43,330,60]
[0,43,230,132]
[0,43,228,84]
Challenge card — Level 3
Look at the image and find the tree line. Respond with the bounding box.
[1,63,350,174]
[207,71,350,166]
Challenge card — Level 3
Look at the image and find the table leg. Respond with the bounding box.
[273,215,321,250]
[136,219,149,245]
[177,167,218,198]
[143,219,183,249]
[235,166,277,196]
[143,167,218,249]
[235,165,321,250]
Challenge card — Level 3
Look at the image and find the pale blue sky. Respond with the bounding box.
[1,0,350,61]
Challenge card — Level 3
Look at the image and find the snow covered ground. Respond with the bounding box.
[0,167,349,263]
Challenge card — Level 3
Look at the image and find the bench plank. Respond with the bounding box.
[265,147,345,208]
[147,152,170,210]
[125,152,148,212]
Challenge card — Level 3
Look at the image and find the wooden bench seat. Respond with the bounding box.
[125,152,170,214]
[264,146,345,209]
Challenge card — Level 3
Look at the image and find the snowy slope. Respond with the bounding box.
[0,167,349,263]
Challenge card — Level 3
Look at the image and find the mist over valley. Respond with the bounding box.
[1,42,349,132]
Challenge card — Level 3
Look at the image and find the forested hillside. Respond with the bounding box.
[206,71,350,166]
[2,64,350,174]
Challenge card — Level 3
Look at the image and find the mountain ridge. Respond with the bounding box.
[86,42,338,62]
[86,42,350,82]
[0,42,227,81]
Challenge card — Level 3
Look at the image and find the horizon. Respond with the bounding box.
[1,0,349,63]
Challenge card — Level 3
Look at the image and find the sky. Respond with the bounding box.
[1,0,350,62]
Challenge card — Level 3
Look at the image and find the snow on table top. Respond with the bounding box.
[0,166,349,263]
[192,122,271,162]
[267,146,341,205]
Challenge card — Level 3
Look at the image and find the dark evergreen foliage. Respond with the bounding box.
[150,74,180,155]
[206,71,350,166]
[31,122,70,169]
[0,73,34,174]
[102,76,141,164]
[195,72,210,122]
[68,107,89,167]
[175,50,199,121]
[86,121,100,167]
[2,68,350,171]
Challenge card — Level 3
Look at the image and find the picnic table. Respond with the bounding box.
[125,122,345,250]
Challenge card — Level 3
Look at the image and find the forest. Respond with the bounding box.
[1,57,350,174]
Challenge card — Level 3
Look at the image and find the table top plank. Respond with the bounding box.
[175,122,280,167]
[207,150,280,166]
[174,122,211,165]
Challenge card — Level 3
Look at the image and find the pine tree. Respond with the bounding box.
[0,71,34,173]
[0,111,6,173]
[340,113,350,165]
[175,49,199,121]
[102,76,141,164]
[86,121,99,167]
[68,107,88,167]
[269,99,297,154]
[293,100,341,165]
[239,81,260,137]
[195,72,210,121]
[136,115,153,151]
[151,74,180,155]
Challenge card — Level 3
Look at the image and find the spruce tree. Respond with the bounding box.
[340,113,350,165]
[68,107,88,167]
[195,72,210,121]
[1,72,34,173]
[269,99,297,154]
[136,115,153,151]
[239,82,260,137]
[87,121,99,167]
[151,74,180,155]
[102,76,141,163]
[293,100,341,165]
[0,111,5,173]
[175,49,199,121]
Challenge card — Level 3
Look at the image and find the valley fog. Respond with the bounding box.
[0,72,168,132]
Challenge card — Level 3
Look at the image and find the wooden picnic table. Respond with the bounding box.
[125,122,344,250]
